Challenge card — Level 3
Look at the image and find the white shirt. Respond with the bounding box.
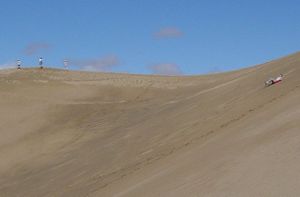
[275,76,282,81]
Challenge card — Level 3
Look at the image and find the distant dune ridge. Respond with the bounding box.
[1,52,300,196]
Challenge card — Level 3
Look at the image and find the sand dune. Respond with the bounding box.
[1,52,300,196]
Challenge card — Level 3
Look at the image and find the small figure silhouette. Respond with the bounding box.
[39,57,43,69]
[64,59,68,70]
[17,60,21,69]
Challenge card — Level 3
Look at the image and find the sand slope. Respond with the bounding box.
[0,52,300,196]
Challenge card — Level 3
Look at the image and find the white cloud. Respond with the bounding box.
[23,42,51,56]
[149,63,183,75]
[154,27,184,39]
[0,62,15,70]
[208,66,222,74]
[69,55,120,71]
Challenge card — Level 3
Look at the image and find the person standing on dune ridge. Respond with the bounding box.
[39,57,43,69]
[63,59,68,70]
[17,60,21,69]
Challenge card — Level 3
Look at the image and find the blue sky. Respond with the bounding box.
[0,0,299,75]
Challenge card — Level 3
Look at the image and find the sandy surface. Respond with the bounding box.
[0,52,300,196]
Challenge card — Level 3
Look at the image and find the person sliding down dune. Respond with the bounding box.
[265,74,283,87]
